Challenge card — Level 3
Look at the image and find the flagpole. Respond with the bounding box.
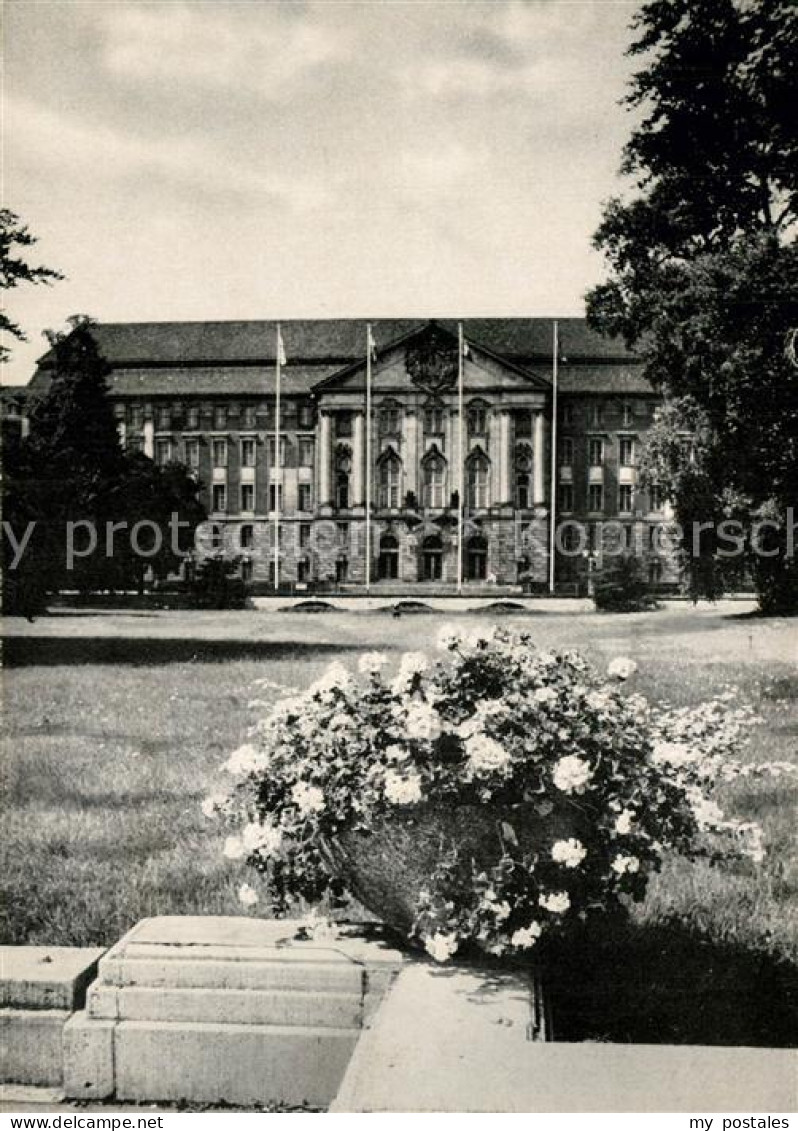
[365,324,373,593]
[548,319,558,595]
[273,323,282,591]
[457,323,464,594]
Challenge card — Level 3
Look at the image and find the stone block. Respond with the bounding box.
[0,947,105,1011]
[89,985,362,1029]
[0,1009,70,1086]
[62,1013,114,1100]
[114,1020,359,1108]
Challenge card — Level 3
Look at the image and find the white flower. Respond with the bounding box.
[611,854,640,875]
[552,755,592,794]
[300,909,339,941]
[689,794,725,829]
[291,782,325,816]
[586,690,613,713]
[310,661,353,699]
[201,791,230,818]
[223,743,267,776]
[436,624,462,650]
[533,686,558,707]
[384,743,410,762]
[463,625,497,650]
[238,883,258,907]
[651,741,695,768]
[383,769,423,806]
[424,932,459,963]
[241,820,283,857]
[608,657,637,680]
[391,651,429,693]
[464,732,511,774]
[614,809,635,835]
[359,651,388,674]
[539,891,571,914]
[511,922,543,949]
[539,890,571,914]
[223,835,245,860]
[404,700,442,742]
[551,838,587,869]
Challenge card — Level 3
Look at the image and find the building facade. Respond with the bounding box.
[12,317,678,593]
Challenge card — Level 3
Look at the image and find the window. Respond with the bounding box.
[212,484,227,513]
[241,437,256,467]
[336,471,350,509]
[128,436,145,454]
[297,558,310,583]
[467,403,487,435]
[588,484,604,513]
[561,437,574,465]
[241,405,256,429]
[515,412,532,439]
[241,484,255,512]
[155,439,172,467]
[421,534,443,581]
[465,535,488,581]
[298,437,314,467]
[379,454,402,509]
[649,484,665,512]
[620,437,636,467]
[561,403,574,426]
[241,559,253,582]
[648,560,663,585]
[622,402,633,427]
[467,455,490,509]
[590,402,603,427]
[299,523,312,549]
[156,407,171,431]
[378,533,400,580]
[185,439,199,470]
[214,405,227,430]
[298,403,314,430]
[336,413,352,438]
[380,403,401,435]
[337,523,348,548]
[131,405,144,430]
[423,454,446,508]
[515,450,532,509]
[267,437,287,466]
[335,557,349,583]
[240,524,254,549]
[588,438,604,466]
[186,405,200,430]
[619,484,633,513]
[212,439,227,467]
[424,404,445,434]
[298,483,313,512]
[268,484,283,512]
[559,483,574,512]
[211,526,223,551]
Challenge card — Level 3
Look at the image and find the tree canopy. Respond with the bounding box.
[587,0,798,612]
[1,208,63,362]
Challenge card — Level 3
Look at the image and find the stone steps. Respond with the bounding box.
[63,916,404,1108]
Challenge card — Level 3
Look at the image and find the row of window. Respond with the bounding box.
[210,482,315,514]
[560,402,647,428]
[146,436,315,469]
[559,435,638,467]
[558,482,665,514]
[126,403,316,431]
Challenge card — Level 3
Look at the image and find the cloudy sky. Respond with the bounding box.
[3,0,640,384]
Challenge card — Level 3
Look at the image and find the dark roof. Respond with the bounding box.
[33,317,637,369]
[558,365,653,394]
[27,365,338,398]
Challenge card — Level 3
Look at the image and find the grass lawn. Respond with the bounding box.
[2,601,797,1044]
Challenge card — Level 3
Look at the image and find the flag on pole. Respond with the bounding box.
[463,339,471,358]
[367,325,377,363]
[277,328,287,367]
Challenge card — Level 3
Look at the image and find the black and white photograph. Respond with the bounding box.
[1,0,796,1118]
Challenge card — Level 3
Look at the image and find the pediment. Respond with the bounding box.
[311,321,550,398]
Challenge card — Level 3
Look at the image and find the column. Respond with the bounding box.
[498,411,512,504]
[318,412,332,506]
[533,411,546,506]
[402,409,418,500]
[352,411,364,506]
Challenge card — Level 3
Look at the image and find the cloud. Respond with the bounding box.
[96,1,350,100]
[6,96,331,213]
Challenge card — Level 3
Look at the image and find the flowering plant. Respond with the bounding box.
[206,626,788,962]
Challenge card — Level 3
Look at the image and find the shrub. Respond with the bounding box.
[189,555,246,610]
[593,552,658,612]
[207,627,788,962]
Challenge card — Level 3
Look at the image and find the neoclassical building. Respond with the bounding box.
[8,317,677,593]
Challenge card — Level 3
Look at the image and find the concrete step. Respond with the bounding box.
[0,1010,71,1087]
[64,1013,359,1108]
[88,985,363,1029]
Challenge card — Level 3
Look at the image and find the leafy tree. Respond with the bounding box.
[1,209,63,362]
[587,0,798,612]
[2,318,206,611]
[593,552,658,613]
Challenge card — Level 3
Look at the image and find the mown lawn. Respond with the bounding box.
[2,602,796,1043]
